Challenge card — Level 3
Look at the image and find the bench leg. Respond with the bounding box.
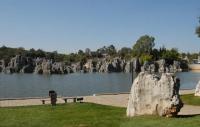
[42,100,45,104]
[73,98,76,103]
[64,99,67,103]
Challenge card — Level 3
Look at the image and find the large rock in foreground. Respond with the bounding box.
[127,72,183,117]
[195,80,200,96]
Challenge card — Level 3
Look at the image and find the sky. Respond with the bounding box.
[0,0,200,54]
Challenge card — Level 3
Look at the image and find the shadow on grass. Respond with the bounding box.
[176,114,200,118]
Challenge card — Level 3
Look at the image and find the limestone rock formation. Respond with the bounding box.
[173,61,182,72]
[71,62,81,73]
[157,59,166,73]
[83,59,97,73]
[195,80,200,96]
[0,55,184,74]
[124,61,131,73]
[0,60,5,72]
[8,55,27,73]
[20,64,34,73]
[51,62,70,74]
[2,55,35,73]
[127,72,183,117]
[34,58,72,74]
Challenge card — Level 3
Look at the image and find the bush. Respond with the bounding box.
[140,54,153,64]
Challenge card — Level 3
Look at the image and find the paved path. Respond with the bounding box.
[0,89,200,115]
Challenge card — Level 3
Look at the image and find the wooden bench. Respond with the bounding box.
[63,97,76,103]
[41,99,50,104]
[76,97,83,103]
[62,97,83,103]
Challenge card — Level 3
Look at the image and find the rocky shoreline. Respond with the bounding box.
[0,55,184,74]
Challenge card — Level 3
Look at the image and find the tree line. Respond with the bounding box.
[0,35,197,66]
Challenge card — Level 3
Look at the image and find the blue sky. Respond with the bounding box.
[0,0,200,53]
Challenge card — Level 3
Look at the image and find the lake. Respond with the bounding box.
[0,71,200,99]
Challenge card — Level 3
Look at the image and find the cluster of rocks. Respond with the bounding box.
[0,55,34,73]
[0,55,73,74]
[141,59,182,74]
[92,58,132,73]
[33,58,73,74]
[0,55,183,75]
[83,57,142,73]
[127,72,183,117]
[0,55,134,74]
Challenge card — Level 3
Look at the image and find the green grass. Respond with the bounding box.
[181,94,200,106]
[0,103,126,127]
[1,102,200,127]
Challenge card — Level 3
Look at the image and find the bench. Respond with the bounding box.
[41,99,50,104]
[76,97,83,103]
[63,97,76,103]
[62,97,83,103]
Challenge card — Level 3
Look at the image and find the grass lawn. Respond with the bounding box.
[181,94,200,106]
[0,102,200,127]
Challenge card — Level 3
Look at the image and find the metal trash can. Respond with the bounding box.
[49,90,57,106]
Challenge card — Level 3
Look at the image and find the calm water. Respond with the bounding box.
[0,72,200,98]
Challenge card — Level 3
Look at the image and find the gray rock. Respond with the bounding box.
[20,65,34,73]
[127,72,183,117]
[195,80,200,96]
[157,59,166,73]
[3,55,35,73]
[51,62,64,74]
[83,59,96,73]
[124,61,131,73]
[71,62,81,72]
[99,61,109,72]
[173,61,182,72]
[120,60,126,72]
[0,60,5,72]
[34,64,43,74]
[8,55,27,73]
[141,62,158,74]
[34,59,51,74]
[97,58,127,73]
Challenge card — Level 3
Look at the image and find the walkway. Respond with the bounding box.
[0,89,199,115]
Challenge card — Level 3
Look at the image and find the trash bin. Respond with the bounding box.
[49,90,57,106]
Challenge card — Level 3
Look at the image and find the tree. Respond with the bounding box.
[78,50,84,55]
[16,47,26,55]
[151,48,159,60]
[118,47,132,58]
[35,49,45,58]
[161,48,180,62]
[107,45,117,56]
[132,35,155,56]
[97,46,106,54]
[140,54,153,64]
[196,17,200,37]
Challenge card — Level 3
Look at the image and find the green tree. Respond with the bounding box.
[78,50,84,55]
[140,54,153,64]
[161,48,180,61]
[97,46,106,54]
[118,47,132,59]
[151,48,159,60]
[107,45,117,56]
[35,49,45,58]
[132,35,155,56]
